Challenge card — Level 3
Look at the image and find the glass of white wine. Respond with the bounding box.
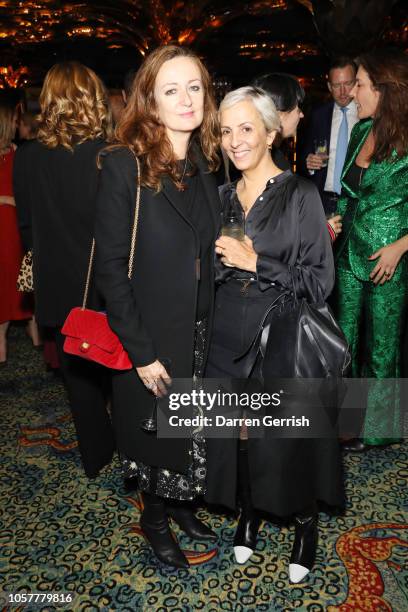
[220,209,244,268]
[221,211,245,241]
[314,138,329,168]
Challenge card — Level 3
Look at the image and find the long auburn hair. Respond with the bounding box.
[116,45,220,190]
[37,61,113,151]
[358,49,408,162]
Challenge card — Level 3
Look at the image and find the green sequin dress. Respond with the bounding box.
[334,119,408,445]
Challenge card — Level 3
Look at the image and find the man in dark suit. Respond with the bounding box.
[300,58,358,215]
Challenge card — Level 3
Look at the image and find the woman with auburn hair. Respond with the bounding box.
[335,48,408,452]
[94,45,221,569]
[13,61,115,478]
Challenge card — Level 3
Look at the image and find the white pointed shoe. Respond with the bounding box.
[233,545,254,564]
[289,563,310,584]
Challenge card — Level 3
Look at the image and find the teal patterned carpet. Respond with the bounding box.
[1,326,408,611]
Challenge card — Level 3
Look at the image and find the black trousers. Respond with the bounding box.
[55,329,115,477]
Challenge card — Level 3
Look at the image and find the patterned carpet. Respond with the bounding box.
[1,325,408,612]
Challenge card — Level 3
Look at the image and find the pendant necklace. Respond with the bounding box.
[175,140,192,192]
[176,155,189,192]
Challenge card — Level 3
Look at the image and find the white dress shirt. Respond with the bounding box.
[324,100,358,192]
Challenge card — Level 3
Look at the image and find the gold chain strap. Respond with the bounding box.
[81,150,141,310]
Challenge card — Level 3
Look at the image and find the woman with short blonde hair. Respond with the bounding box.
[205,86,343,583]
[13,61,115,479]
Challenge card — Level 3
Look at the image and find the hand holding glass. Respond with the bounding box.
[140,358,172,433]
[314,139,329,168]
[220,211,244,267]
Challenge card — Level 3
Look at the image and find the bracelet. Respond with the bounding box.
[327,222,336,243]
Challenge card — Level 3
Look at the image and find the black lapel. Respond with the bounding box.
[161,146,220,236]
[194,148,221,235]
[326,102,334,149]
[161,175,191,225]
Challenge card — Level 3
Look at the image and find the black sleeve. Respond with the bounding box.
[13,145,33,251]
[94,152,156,368]
[297,111,317,178]
[256,183,334,300]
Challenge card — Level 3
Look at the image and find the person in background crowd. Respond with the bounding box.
[0,93,35,363]
[18,110,39,141]
[205,87,343,583]
[121,68,138,105]
[95,45,220,569]
[252,72,304,171]
[15,104,44,353]
[108,92,126,126]
[334,48,408,452]
[300,58,359,216]
[13,61,116,478]
[254,73,342,241]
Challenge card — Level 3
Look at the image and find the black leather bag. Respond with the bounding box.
[237,279,350,380]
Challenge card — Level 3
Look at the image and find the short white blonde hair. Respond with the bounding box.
[219,86,281,133]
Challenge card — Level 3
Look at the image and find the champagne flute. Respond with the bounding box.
[140,358,172,433]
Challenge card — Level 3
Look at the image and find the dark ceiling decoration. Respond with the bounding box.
[304,0,401,57]
[0,1,291,52]
[0,1,405,87]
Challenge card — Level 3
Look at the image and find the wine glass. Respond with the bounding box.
[140,358,172,433]
[221,209,245,241]
[314,138,329,168]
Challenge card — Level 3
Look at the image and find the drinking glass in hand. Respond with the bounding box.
[221,211,244,241]
[314,139,329,168]
[140,358,172,434]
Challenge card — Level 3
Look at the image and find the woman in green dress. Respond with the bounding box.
[335,49,408,451]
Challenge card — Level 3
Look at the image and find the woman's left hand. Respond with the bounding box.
[328,214,342,237]
[215,235,257,272]
[368,237,408,285]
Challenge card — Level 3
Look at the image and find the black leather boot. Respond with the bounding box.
[140,492,189,569]
[289,508,318,583]
[233,441,261,564]
[166,501,217,541]
[341,438,368,452]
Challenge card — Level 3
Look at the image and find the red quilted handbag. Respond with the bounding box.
[61,307,133,370]
[61,151,140,370]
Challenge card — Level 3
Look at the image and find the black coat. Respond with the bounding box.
[94,146,220,472]
[13,138,106,327]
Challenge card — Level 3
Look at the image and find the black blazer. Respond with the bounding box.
[299,101,334,196]
[94,146,221,471]
[13,138,106,327]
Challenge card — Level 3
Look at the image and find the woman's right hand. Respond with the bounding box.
[136,360,172,397]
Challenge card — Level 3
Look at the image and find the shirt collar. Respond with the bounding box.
[264,168,292,190]
[334,100,357,114]
[230,168,293,194]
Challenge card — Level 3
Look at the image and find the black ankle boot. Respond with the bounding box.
[289,510,318,583]
[140,492,189,569]
[233,442,261,564]
[341,438,368,452]
[166,501,217,542]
